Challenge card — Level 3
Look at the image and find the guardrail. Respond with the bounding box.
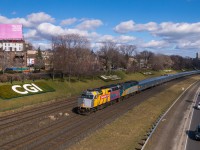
[135,81,197,150]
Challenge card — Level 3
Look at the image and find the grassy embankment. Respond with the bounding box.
[0,70,176,112]
[68,75,200,150]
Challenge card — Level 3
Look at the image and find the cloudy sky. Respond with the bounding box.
[0,0,200,57]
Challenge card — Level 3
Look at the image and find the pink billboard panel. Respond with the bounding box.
[0,24,23,40]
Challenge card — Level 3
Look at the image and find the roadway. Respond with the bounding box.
[186,90,200,150]
[145,81,200,150]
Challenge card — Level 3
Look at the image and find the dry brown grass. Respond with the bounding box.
[68,76,200,150]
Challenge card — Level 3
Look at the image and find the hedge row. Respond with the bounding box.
[0,82,55,99]
[0,73,51,83]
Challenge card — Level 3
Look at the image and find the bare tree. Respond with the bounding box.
[98,41,125,72]
[170,55,185,70]
[162,55,173,69]
[119,44,136,56]
[52,34,96,81]
[192,58,200,69]
[135,50,154,69]
[0,50,11,73]
[118,44,137,69]
[149,54,173,71]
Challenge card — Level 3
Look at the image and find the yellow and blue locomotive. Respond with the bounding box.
[77,70,200,114]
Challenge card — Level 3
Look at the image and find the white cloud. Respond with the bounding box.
[0,15,31,27]
[114,20,200,41]
[98,35,115,42]
[2,12,200,56]
[37,23,64,36]
[141,40,168,49]
[64,28,89,37]
[36,23,91,38]
[175,40,200,49]
[27,12,54,24]
[114,20,158,33]
[97,35,136,45]
[60,18,77,26]
[86,32,100,42]
[76,19,103,30]
[33,42,52,50]
[117,35,136,43]
[137,22,158,32]
[24,29,39,40]
[0,12,55,28]
[114,20,135,33]
[114,20,200,52]
[154,22,200,40]
[91,42,103,50]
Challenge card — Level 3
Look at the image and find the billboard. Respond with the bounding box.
[0,24,23,40]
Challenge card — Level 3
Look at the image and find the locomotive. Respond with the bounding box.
[77,70,200,114]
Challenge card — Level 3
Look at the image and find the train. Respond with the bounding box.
[77,70,200,115]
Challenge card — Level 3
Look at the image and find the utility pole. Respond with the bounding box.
[2,49,6,74]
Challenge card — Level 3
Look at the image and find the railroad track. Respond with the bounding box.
[34,99,137,150]
[31,80,182,150]
[0,85,158,150]
[0,114,80,149]
[0,102,76,141]
[0,97,77,123]
[0,100,75,132]
[0,77,189,150]
[0,97,78,146]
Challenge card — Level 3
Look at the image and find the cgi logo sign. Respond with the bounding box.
[12,83,43,95]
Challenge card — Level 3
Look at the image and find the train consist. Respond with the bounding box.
[77,70,200,114]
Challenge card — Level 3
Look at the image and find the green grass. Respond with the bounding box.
[0,70,178,112]
[68,75,200,150]
[0,82,55,99]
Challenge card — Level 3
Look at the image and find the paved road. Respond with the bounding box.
[186,91,200,150]
[145,81,200,150]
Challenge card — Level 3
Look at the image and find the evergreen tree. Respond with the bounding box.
[34,47,45,71]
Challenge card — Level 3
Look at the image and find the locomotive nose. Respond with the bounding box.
[78,98,85,107]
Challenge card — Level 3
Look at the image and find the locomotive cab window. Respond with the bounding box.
[81,94,94,99]
[112,87,119,91]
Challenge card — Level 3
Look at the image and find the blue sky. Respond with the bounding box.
[0,0,200,57]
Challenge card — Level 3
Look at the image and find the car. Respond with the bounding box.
[195,124,200,140]
[196,102,200,110]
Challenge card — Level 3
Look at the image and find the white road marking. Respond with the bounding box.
[184,84,200,150]
[141,81,198,150]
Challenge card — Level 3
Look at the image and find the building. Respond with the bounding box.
[26,49,53,70]
[0,41,24,52]
[41,50,53,70]
[0,24,26,70]
[0,24,54,71]
[27,49,37,67]
[196,52,200,59]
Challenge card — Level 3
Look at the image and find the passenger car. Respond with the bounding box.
[195,124,200,140]
[77,70,200,115]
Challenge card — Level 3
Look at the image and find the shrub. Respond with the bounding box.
[111,70,126,79]
[0,74,8,82]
